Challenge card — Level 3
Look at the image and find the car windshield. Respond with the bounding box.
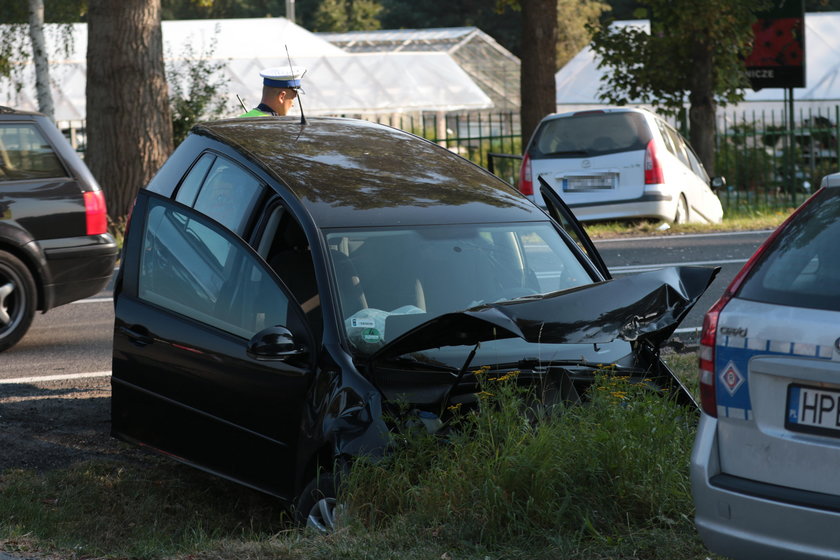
[531,111,651,158]
[325,222,594,356]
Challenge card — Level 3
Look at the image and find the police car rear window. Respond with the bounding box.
[529,112,652,158]
[738,187,840,311]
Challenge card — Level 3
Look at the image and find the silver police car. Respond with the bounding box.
[692,172,840,559]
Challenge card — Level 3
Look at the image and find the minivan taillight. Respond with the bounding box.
[84,190,108,235]
[644,139,664,185]
[519,153,533,196]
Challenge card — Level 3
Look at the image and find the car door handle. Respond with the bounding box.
[120,325,154,347]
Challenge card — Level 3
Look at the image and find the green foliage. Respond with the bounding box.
[166,34,230,146]
[343,373,699,553]
[312,0,383,31]
[588,0,763,115]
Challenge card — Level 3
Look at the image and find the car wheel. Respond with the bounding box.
[674,194,689,224]
[295,472,343,534]
[0,250,36,352]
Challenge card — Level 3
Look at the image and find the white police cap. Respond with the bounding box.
[260,66,305,88]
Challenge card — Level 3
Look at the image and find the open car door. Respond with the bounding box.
[539,176,611,280]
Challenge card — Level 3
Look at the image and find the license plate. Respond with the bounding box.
[562,174,616,192]
[786,384,840,436]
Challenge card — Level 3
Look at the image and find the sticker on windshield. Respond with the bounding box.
[361,328,381,343]
[350,318,377,328]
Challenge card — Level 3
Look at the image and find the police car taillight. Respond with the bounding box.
[518,153,533,196]
[699,297,726,417]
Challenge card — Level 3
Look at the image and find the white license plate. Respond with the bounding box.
[786,384,840,436]
[562,174,616,191]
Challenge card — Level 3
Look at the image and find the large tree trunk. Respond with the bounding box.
[688,36,716,176]
[519,0,557,148]
[27,0,54,120]
[86,0,173,223]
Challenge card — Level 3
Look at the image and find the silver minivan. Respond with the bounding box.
[691,172,840,559]
[519,107,724,224]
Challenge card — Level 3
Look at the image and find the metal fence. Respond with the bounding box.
[715,105,840,211]
[59,106,840,214]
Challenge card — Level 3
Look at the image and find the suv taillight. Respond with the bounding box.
[84,190,108,235]
[519,153,533,196]
[699,297,725,417]
[644,139,664,185]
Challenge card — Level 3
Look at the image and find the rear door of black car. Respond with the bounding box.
[112,190,313,499]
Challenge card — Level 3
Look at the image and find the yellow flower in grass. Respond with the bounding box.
[448,402,463,412]
[477,391,494,399]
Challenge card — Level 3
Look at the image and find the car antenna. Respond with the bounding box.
[235,94,247,113]
[286,45,307,125]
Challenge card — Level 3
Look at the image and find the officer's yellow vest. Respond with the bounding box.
[239,108,272,118]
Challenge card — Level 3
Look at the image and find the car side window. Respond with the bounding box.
[685,143,710,182]
[138,196,291,339]
[175,154,264,236]
[174,152,215,207]
[0,123,66,181]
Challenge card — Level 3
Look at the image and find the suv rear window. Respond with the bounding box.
[738,187,840,311]
[529,111,652,158]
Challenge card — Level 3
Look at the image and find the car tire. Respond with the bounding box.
[674,194,689,224]
[294,472,343,534]
[0,250,37,352]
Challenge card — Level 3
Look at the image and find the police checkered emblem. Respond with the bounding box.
[719,361,744,397]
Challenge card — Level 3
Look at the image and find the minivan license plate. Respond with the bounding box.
[786,384,840,436]
[562,175,616,191]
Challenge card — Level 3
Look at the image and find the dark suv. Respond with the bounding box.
[0,106,117,351]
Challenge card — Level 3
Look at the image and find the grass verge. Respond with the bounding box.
[585,207,792,239]
[1,357,718,560]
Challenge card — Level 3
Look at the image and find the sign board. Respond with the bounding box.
[744,0,805,90]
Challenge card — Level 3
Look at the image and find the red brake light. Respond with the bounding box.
[699,297,726,417]
[84,190,108,235]
[519,153,533,196]
[644,139,664,185]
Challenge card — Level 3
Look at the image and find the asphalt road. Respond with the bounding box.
[1,229,771,381]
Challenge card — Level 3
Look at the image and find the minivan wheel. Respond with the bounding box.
[295,473,343,534]
[674,194,689,224]
[0,251,36,352]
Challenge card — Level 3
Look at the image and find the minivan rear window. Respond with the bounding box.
[738,187,840,311]
[529,112,652,158]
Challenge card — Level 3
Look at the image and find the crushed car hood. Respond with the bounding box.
[371,266,719,361]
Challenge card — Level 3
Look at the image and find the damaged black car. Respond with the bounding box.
[111,117,716,532]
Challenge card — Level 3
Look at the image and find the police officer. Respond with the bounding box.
[240,66,305,117]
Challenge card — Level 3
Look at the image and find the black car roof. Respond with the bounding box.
[191,117,544,228]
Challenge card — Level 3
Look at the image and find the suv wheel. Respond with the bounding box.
[0,251,36,352]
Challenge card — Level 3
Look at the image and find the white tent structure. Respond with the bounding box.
[555,13,840,118]
[319,27,521,112]
[0,17,492,122]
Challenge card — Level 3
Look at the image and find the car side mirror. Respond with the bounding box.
[710,176,726,190]
[247,326,307,360]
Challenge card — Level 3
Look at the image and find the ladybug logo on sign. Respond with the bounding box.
[720,361,745,397]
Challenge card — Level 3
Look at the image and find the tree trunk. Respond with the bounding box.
[519,0,557,148]
[27,0,54,120]
[688,36,716,176]
[86,0,173,223]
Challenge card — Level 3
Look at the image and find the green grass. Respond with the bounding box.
[1,359,720,560]
[585,207,791,239]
